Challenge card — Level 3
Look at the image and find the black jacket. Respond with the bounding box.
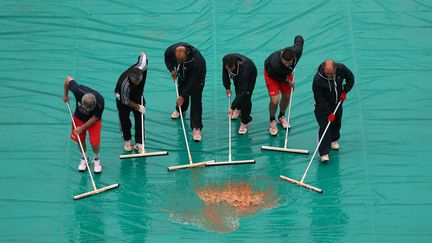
[164,42,191,72]
[222,53,257,109]
[264,35,304,82]
[164,43,206,98]
[115,53,147,106]
[312,63,355,115]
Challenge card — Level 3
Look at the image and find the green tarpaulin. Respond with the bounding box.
[1,0,431,242]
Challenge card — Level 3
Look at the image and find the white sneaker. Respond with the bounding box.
[331,141,340,150]
[78,158,87,172]
[231,109,241,120]
[278,116,291,129]
[134,143,145,154]
[93,159,102,173]
[238,123,248,135]
[269,120,278,136]
[321,154,330,162]
[124,140,133,152]
[193,128,202,142]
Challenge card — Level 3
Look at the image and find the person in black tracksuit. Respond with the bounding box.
[164,42,206,141]
[222,53,257,135]
[312,59,355,161]
[264,35,304,135]
[115,52,147,152]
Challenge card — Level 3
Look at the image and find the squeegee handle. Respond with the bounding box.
[66,102,97,191]
[300,101,342,183]
[284,69,295,149]
[141,96,145,152]
[228,95,232,162]
[174,69,193,164]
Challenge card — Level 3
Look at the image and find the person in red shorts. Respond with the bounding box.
[63,76,105,173]
[263,35,304,135]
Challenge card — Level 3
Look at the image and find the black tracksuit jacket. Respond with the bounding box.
[264,35,304,81]
[312,63,355,115]
[164,43,206,98]
[114,53,147,106]
[222,53,257,109]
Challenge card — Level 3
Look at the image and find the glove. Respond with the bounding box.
[137,105,146,114]
[328,113,335,122]
[340,91,347,101]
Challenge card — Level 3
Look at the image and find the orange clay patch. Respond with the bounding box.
[168,181,280,233]
[197,182,278,214]
[196,181,279,232]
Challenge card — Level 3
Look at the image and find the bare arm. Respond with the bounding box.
[81,115,99,129]
[75,115,99,135]
[63,76,74,102]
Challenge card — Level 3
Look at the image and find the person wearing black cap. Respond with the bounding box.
[312,59,355,162]
[115,52,147,153]
[164,43,206,142]
[264,35,304,136]
[222,53,257,135]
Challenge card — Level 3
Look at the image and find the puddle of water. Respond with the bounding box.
[168,180,280,233]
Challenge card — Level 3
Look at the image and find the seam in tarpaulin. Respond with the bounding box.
[212,0,219,156]
[344,0,377,241]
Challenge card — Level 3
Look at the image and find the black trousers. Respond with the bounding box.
[314,105,343,156]
[236,90,254,124]
[175,83,204,130]
[116,100,145,143]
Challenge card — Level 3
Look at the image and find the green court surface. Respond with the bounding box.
[1,0,432,242]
